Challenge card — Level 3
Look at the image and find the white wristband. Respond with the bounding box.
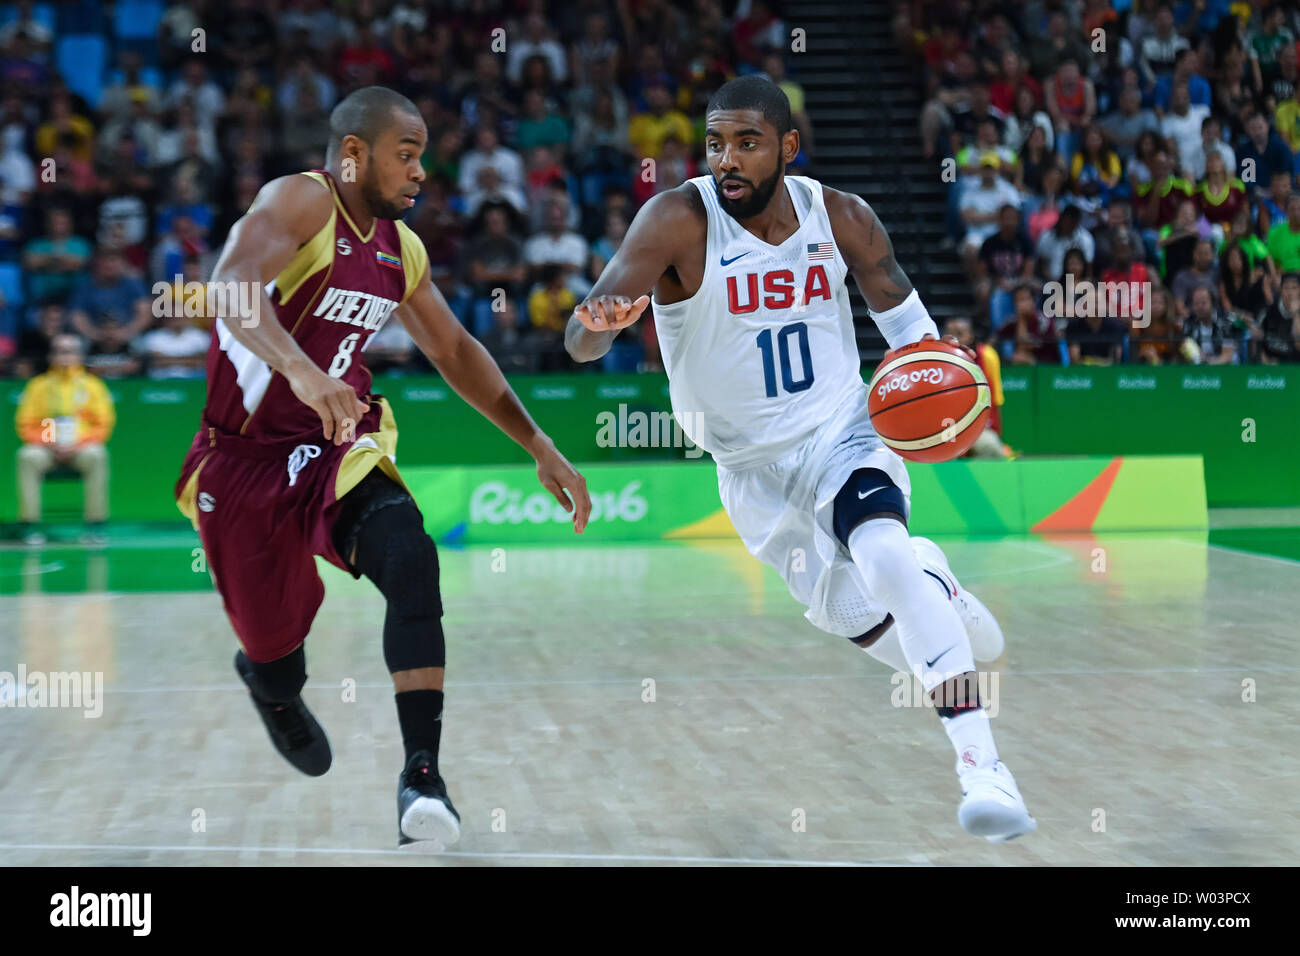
[868,289,940,351]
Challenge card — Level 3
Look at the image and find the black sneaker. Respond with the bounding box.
[234,650,332,777]
[397,750,460,850]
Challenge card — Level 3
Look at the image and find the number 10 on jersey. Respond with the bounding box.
[756,322,814,397]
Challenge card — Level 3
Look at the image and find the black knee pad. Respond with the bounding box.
[833,468,908,548]
[248,645,307,702]
[350,495,446,672]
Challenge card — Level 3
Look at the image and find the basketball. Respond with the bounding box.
[867,340,992,463]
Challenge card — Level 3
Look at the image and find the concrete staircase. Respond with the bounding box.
[784,0,972,361]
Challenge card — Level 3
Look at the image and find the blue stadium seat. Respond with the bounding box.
[0,262,23,309]
[106,65,163,91]
[0,3,56,32]
[112,0,162,40]
[55,34,108,108]
[55,0,103,33]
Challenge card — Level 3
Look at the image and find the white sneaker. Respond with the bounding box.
[911,536,1004,661]
[956,752,1037,843]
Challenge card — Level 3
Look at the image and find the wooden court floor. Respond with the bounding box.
[1,532,1295,866]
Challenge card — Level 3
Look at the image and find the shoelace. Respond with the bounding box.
[269,702,315,750]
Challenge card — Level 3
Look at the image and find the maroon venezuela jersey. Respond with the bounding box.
[202,169,428,441]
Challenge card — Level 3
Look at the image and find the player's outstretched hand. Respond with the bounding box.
[286,362,370,445]
[574,294,650,333]
[530,434,592,534]
[921,332,978,364]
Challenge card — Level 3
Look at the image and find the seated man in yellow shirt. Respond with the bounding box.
[15,335,116,546]
[627,81,693,160]
[527,264,578,371]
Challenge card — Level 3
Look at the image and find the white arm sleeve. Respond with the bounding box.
[868,289,940,351]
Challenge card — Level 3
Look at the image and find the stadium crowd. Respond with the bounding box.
[901,0,1300,365]
[0,0,810,380]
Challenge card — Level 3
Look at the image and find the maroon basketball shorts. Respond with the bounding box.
[175,400,402,662]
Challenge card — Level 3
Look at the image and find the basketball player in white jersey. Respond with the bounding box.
[565,77,1035,842]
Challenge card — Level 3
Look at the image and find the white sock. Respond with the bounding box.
[942,709,999,773]
[846,519,975,693]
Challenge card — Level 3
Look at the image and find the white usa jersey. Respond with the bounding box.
[651,174,864,469]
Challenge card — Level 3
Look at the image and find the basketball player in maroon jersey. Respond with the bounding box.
[175,87,591,849]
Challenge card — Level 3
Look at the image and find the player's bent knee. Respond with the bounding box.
[832,468,908,548]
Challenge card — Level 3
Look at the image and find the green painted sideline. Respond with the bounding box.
[0,365,1290,522]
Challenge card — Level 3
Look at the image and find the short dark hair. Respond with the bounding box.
[327,86,421,163]
[706,75,792,137]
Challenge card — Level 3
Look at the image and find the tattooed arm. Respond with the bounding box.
[826,187,940,348]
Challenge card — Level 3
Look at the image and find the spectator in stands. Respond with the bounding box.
[761,51,813,160]
[1100,230,1150,316]
[1160,83,1211,175]
[589,208,628,282]
[218,0,277,76]
[479,298,538,374]
[338,20,396,88]
[1045,59,1096,163]
[1094,198,1146,271]
[1188,116,1236,184]
[1158,198,1212,280]
[959,155,1021,271]
[35,92,94,164]
[1071,125,1122,205]
[944,316,1010,458]
[11,302,65,379]
[975,204,1035,332]
[998,282,1059,365]
[628,79,693,161]
[159,0,204,71]
[1182,284,1237,364]
[956,118,1018,183]
[524,198,589,297]
[22,207,91,306]
[569,12,619,89]
[1140,3,1190,83]
[0,124,34,210]
[1196,151,1246,231]
[527,263,577,371]
[165,59,226,137]
[1266,193,1300,273]
[14,334,114,545]
[101,51,162,125]
[1258,271,1300,362]
[1066,303,1126,365]
[732,0,783,69]
[516,89,571,155]
[1213,43,1260,140]
[136,308,208,380]
[990,50,1040,119]
[67,249,152,346]
[1017,125,1058,197]
[1030,11,1089,80]
[1274,73,1300,151]
[1132,285,1180,365]
[1138,149,1194,230]
[1219,241,1272,330]
[1172,239,1221,318]
[462,201,527,336]
[1264,33,1300,109]
[1037,203,1095,281]
[1153,49,1212,110]
[1005,85,1055,156]
[277,54,337,116]
[459,125,526,209]
[0,2,51,56]
[459,51,518,131]
[1098,85,1156,164]
[1250,4,1294,84]
[100,91,165,169]
[507,13,568,86]
[1238,112,1293,195]
[1255,169,1293,234]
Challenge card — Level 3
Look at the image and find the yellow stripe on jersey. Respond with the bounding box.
[273,172,338,304]
[175,453,212,529]
[395,220,429,304]
[335,397,410,501]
